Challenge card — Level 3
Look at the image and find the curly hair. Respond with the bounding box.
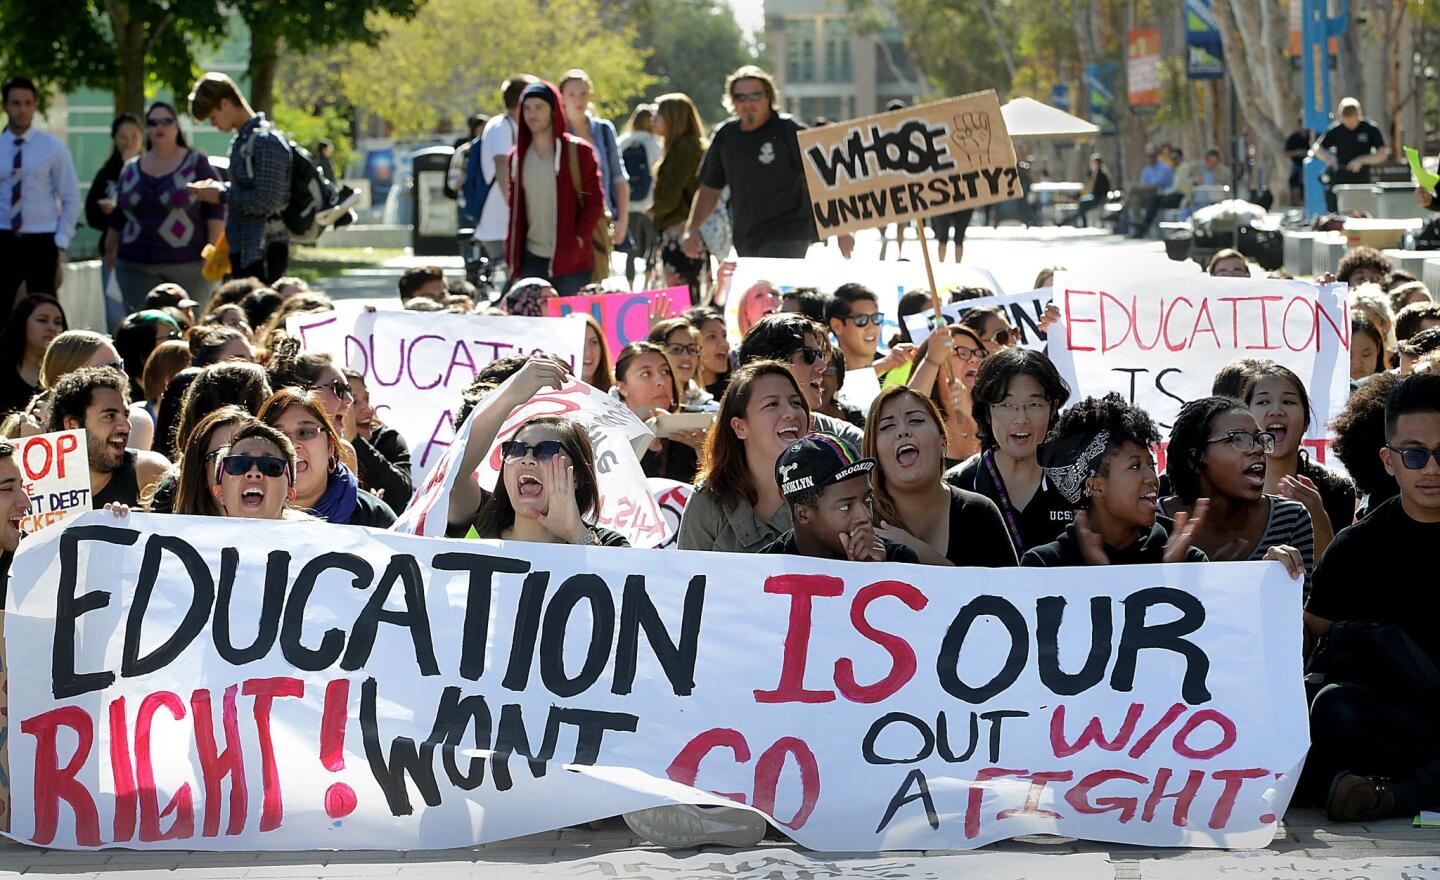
[1337,246,1393,285]
[1330,370,1400,499]
[45,366,129,432]
[1046,393,1161,507]
[1165,396,1250,504]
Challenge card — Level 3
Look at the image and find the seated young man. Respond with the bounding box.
[1304,371,1440,821]
[763,432,919,563]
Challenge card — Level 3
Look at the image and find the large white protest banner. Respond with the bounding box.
[6,512,1306,851]
[394,378,666,548]
[1049,273,1350,465]
[289,306,586,482]
[903,288,1053,351]
[12,430,91,534]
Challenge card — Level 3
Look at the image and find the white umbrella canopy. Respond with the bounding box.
[1000,96,1100,142]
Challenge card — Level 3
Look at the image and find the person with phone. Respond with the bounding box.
[614,341,701,482]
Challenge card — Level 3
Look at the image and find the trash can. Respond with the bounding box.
[410,146,458,256]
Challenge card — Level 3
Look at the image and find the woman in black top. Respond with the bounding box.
[1022,394,1207,566]
[0,294,66,418]
[947,347,1073,558]
[614,341,701,483]
[88,113,143,326]
[866,385,1017,567]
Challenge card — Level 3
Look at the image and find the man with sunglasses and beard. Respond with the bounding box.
[45,366,169,509]
[738,313,865,450]
[1304,372,1440,823]
[826,283,918,380]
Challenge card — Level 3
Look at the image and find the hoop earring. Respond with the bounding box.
[328,456,337,474]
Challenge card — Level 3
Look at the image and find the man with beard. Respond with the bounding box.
[45,366,168,508]
[0,438,31,602]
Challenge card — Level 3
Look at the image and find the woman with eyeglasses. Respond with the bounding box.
[614,341,702,482]
[258,388,395,528]
[865,385,1017,567]
[266,334,412,512]
[648,318,714,410]
[445,358,626,545]
[960,306,1017,355]
[947,347,1076,558]
[1158,396,1313,592]
[108,100,223,313]
[907,323,987,464]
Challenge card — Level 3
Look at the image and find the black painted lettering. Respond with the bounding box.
[538,574,615,698]
[937,596,1028,703]
[613,573,705,697]
[214,549,287,666]
[433,551,531,681]
[1036,596,1112,696]
[342,553,439,675]
[122,534,215,679]
[53,525,136,699]
[281,552,374,672]
[1113,587,1211,704]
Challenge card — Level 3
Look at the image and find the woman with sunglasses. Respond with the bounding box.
[614,341,702,482]
[960,306,1018,355]
[648,318,714,410]
[445,358,625,545]
[1158,396,1313,592]
[907,323,987,464]
[267,334,412,513]
[165,405,248,515]
[948,347,1075,558]
[210,419,300,520]
[865,385,1017,567]
[258,388,395,528]
[108,100,223,313]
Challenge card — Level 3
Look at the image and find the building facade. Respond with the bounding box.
[765,0,922,124]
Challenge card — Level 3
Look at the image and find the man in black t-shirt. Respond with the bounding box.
[763,432,919,563]
[1304,372,1440,822]
[1312,97,1389,212]
[682,65,852,260]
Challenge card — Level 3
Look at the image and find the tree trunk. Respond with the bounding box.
[105,0,147,116]
[248,25,281,116]
[1213,0,1293,203]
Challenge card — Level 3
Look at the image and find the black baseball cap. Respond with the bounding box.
[145,283,199,310]
[775,433,875,502]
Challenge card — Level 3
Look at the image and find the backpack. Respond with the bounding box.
[622,140,652,202]
[460,135,493,226]
[238,120,351,244]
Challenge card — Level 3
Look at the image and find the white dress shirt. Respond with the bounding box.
[0,127,81,248]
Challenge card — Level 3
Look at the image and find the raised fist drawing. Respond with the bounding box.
[951,111,993,167]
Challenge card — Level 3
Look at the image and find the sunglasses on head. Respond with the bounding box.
[845,313,885,328]
[1386,445,1440,470]
[311,378,353,400]
[219,454,289,479]
[501,439,568,462]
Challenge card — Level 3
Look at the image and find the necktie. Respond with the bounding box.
[10,136,23,232]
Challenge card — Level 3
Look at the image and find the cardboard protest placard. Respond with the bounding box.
[544,287,690,355]
[797,91,1020,237]
[7,510,1306,851]
[1049,272,1350,464]
[13,430,91,533]
[290,306,585,483]
[904,288,1054,351]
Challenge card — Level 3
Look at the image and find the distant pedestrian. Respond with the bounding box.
[473,75,536,264]
[559,69,628,282]
[1312,97,1388,213]
[650,93,707,300]
[87,113,142,323]
[618,103,660,290]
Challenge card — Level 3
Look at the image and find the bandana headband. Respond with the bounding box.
[1043,429,1111,505]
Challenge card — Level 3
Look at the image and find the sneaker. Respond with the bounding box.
[622,805,767,848]
[1326,771,1396,822]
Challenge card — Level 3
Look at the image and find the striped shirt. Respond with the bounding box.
[1250,496,1316,600]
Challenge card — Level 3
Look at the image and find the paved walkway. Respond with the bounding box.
[0,809,1433,878]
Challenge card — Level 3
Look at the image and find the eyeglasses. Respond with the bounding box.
[1385,445,1440,470]
[310,378,353,401]
[1206,430,1277,455]
[146,117,176,127]
[501,439,568,462]
[991,401,1049,418]
[952,344,986,362]
[219,454,289,478]
[797,346,828,365]
[284,425,322,443]
[666,343,701,357]
[844,313,886,328]
[732,90,766,104]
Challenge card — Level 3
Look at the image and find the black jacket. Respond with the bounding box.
[1021,516,1208,567]
[355,425,413,515]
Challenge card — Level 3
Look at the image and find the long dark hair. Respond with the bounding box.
[615,341,680,412]
[0,293,67,367]
[473,416,600,538]
[696,360,810,509]
[107,113,141,166]
[863,385,947,533]
[170,362,272,460]
[143,101,188,150]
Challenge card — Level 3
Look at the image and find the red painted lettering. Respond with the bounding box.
[834,580,927,703]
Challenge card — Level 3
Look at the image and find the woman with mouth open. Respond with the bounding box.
[445,358,627,546]
[906,323,988,464]
[1158,396,1313,593]
[211,419,301,520]
[677,360,809,553]
[1022,393,1209,567]
[864,385,1017,567]
[946,347,1076,559]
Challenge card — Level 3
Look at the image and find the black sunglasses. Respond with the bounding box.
[146,116,176,127]
[797,346,828,365]
[311,378,353,401]
[220,454,289,478]
[1386,445,1440,470]
[845,313,885,328]
[501,439,568,462]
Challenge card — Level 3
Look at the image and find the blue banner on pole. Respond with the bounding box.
[1050,83,1071,113]
[1084,64,1116,135]
[1185,0,1224,79]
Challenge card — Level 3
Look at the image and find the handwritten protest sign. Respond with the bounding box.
[545,287,690,355]
[394,377,666,548]
[1144,857,1440,880]
[904,288,1053,351]
[1049,273,1350,462]
[290,307,585,482]
[797,91,1020,237]
[12,431,91,534]
[8,511,1306,851]
[648,478,693,550]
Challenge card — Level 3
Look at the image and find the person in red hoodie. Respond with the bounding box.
[505,80,604,295]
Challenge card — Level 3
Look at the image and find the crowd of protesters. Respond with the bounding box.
[1,62,1440,852]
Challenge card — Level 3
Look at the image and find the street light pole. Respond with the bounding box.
[1302,0,1348,217]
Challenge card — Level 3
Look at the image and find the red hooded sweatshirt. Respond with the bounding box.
[505,81,605,278]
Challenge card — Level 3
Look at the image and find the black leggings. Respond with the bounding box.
[931,209,974,246]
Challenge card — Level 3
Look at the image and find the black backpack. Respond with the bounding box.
[622,141,652,202]
[239,121,349,243]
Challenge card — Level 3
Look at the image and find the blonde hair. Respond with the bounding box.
[1352,283,1397,351]
[559,69,593,94]
[1338,96,1361,118]
[41,330,111,389]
